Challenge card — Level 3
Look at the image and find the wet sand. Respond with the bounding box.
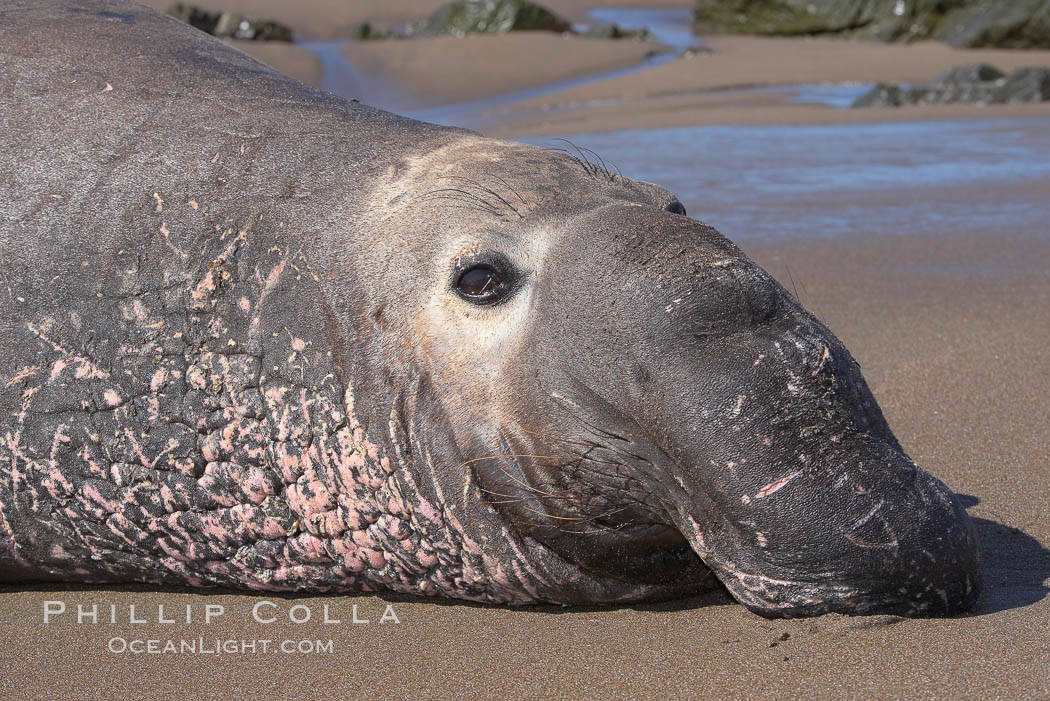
[341,32,661,110]
[232,29,1050,136]
[471,35,1050,135]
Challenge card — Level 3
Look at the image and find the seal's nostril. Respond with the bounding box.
[665,199,687,216]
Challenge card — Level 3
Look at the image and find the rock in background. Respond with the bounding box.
[348,0,652,41]
[167,3,292,41]
[412,0,573,37]
[853,62,1050,106]
[693,0,1050,49]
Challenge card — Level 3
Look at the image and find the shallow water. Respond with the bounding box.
[713,82,874,109]
[583,8,698,53]
[297,9,859,126]
[295,39,364,99]
[403,8,701,127]
[520,119,1050,244]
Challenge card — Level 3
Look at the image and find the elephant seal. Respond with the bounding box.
[0,0,980,617]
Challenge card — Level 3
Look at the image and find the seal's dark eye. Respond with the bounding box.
[666,199,687,216]
[458,266,500,297]
[451,252,521,306]
[455,265,508,304]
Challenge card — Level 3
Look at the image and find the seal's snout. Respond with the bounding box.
[673,438,982,618]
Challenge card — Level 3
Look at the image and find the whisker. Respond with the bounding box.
[490,175,528,205]
[438,176,522,218]
[576,144,614,182]
[458,453,563,498]
[419,197,506,218]
[422,187,504,214]
[785,262,800,303]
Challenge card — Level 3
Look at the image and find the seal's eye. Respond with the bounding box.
[665,199,687,216]
[457,266,502,299]
[454,261,517,306]
[451,252,521,306]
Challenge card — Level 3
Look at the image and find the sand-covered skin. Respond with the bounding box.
[342,32,661,109]
[486,35,1050,135]
[2,223,1047,699]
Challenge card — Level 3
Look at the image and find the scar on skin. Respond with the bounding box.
[153,192,163,212]
[103,389,123,408]
[188,200,199,210]
[756,470,802,499]
[103,83,113,92]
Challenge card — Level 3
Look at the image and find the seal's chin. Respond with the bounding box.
[667,455,983,618]
[697,557,982,619]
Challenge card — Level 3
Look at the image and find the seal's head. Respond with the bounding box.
[347,135,980,617]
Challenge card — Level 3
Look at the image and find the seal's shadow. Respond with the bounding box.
[956,494,1050,616]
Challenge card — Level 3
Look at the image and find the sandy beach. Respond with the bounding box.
[484,34,1050,135]
[2,0,1049,698]
[341,32,662,110]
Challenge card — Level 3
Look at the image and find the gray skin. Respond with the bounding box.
[0,0,980,617]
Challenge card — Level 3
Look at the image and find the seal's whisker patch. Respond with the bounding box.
[548,139,620,184]
[489,175,529,206]
[458,454,565,499]
[421,188,505,217]
[436,176,523,219]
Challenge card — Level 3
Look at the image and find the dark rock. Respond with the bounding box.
[350,22,392,40]
[932,1,1050,49]
[166,3,292,42]
[851,83,907,108]
[852,63,1050,107]
[415,0,573,37]
[931,62,1005,86]
[693,0,1050,49]
[584,22,652,40]
[585,22,622,39]
[996,66,1050,102]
